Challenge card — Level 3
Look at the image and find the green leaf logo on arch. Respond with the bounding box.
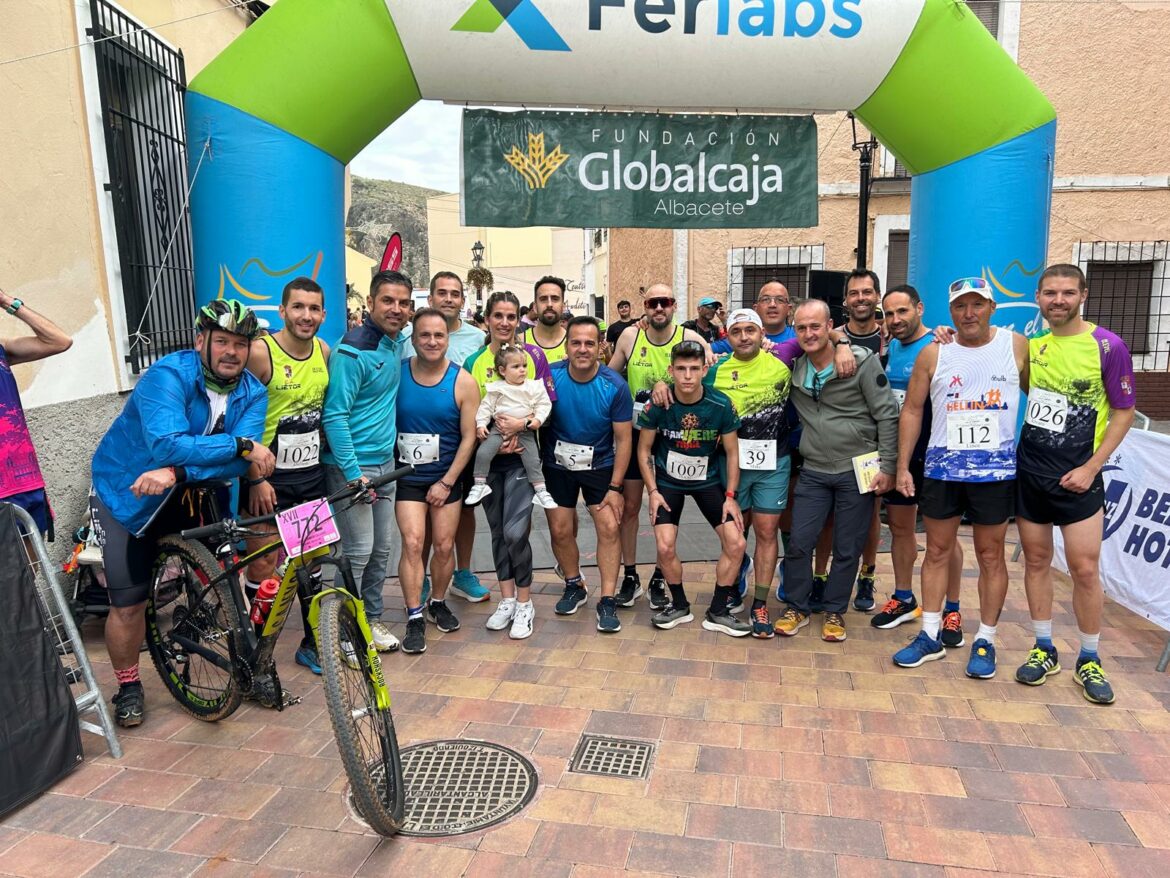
[453,0,570,52]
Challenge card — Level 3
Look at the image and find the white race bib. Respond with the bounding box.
[633,400,647,420]
[892,388,907,411]
[397,432,440,464]
[739,439,776,471]
[554,440,594,471]
[275,431,320,470]
[665,450,709,482]
[1025,387,1068,433]
[946,411,1000,451]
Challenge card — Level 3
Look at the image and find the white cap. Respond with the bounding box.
[948,277,995,303]
[726,308,763,329]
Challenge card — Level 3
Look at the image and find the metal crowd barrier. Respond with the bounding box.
[9,503,122,758]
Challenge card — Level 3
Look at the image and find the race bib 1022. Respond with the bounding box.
[276,431,320,471]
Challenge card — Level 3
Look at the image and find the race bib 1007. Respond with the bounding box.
[1025,387,1068,433]
[276,431,320,471]
[665,450,709,482]
[946,411,1000,452]
[739,439,776,471]
[397,432,440,464]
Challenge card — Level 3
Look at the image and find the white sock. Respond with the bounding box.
[976,623,997,644]
[922,611,942,640]
[1078,630,1100,655]
[1032,619,1053,642]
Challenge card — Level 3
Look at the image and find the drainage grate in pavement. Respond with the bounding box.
[569,734,654,779]
[389,740,538,837]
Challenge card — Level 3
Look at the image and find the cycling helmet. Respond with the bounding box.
[196,299,261,340]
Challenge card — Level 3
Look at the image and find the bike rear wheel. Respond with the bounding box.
[318,592,404,835]
[145,536,243,721]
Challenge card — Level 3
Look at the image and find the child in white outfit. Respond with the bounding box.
[466,345,557,509]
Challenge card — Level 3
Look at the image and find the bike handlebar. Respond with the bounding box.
[179,465,415,541]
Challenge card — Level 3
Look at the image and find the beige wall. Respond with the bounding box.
[0,1,246,406]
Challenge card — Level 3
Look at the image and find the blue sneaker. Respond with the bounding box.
[420,575,431,606]
[966,638,997,679]
[736,555,754,599]
[450,568,490,603]
[295,641,322,675]
[774,559,786,603]
[893,630,945,668]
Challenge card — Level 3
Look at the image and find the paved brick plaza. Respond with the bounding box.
[3,530,1170,877]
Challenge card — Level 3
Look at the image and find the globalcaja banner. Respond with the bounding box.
[461,109,817,229]
[1053,428,1170,632]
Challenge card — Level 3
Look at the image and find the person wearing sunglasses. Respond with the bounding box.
[711,280,797,356]
[682,296,724,344]
[607,283,712,611]
[775,299,899,645]
[636,340,747,635]
[892,276,1029,681]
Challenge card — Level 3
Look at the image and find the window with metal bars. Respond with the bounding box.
[887,231,910,290]
[89,0,194,375]
[965,1,1001,38]
[1083,258,1156,356]
[727,246,824,310]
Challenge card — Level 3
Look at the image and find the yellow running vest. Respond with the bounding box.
[626,325,684,401]
[260,335,328,471]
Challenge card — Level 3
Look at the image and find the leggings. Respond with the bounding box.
[473,428,544,486]
[480,462,535,588]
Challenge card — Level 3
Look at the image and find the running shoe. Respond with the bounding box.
[369,620,400,653]
[1015,645,1060,685]
[596,597,621,633]
[703,609,752,637]
[965,638,997,679]
[112,683,144,728]
[420,574,431,606]
[809,573,827,614]
[736,555,754,600]
[427,599,461,632]
[774,558,787,602]
[940,610,965,648]
[750,604,774,639]
[651,604,694,630]
[555,581,589,615]
[486,597,517,631]
[773,608,809,637]
[821,612,847,642]
[464,483,492,505]
[893,630,945,667]
[853,573,876,612]
[295,640,322,675]
[617,572,644,607]
[509,601,535,640]
[648,569,669,610]
[450,568,490,603]
[872,595,921,629]
[402,617,427,654]
[1075,657,1115,704]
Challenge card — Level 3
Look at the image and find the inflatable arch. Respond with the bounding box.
[187,0,1055,344]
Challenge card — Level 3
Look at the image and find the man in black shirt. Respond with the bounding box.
[606,299,636,347]
[683,296,724,344]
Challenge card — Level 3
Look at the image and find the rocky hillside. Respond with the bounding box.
[346,175,445,289]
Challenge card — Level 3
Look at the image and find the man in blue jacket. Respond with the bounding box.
[323,270,410,652]
[90,300,270,727]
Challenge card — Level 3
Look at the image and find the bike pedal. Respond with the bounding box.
[282,692,302,707]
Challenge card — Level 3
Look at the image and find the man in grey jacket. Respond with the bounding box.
[774,299,899,643]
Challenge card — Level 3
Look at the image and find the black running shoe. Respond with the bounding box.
[555,581,589,615]
[112,683,144,728]
[872,595,921,629]
[853,573,876,612]
[648,569,669,611]
[426,599,461,633]
[1075,657,1115,704]
[617,573,644,608]
[809,574,827,614]
[402,617,427,654]
[596,597,621,633]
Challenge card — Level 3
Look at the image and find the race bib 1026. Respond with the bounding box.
[1025,387,1068,433]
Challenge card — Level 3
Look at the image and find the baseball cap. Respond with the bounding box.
[726,308,763,329]
[697,296,719,307]
[948,277,994,303]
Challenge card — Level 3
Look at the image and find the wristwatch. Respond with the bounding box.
[834,337,851,346]
[4,298,22,316]
[725,490,738,500]
[607,483,624,495]
[237,437,255,458]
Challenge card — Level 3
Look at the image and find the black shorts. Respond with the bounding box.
[88,491,190,608]
[919,478,1015,526]
[653,482,733,529]
[1016,468,1104,527]
[397,478,465,505]
[545,466,614,508]
[883,458,925,507]
[238,468,327,514]
[620,429,643,483]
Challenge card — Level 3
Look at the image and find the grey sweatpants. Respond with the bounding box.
[473,428,544,486]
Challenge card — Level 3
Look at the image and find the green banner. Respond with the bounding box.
[462,110,818,229]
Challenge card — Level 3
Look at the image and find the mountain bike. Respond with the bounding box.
[143,466,413,835]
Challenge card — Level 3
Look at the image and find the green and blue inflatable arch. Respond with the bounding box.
[187,0,1055,344]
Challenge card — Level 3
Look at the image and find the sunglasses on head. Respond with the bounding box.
[949,277,990,293]
[645,297,675,310]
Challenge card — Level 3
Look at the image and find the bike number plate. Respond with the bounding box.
[277,499,340,557]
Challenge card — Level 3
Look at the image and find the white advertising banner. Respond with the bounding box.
[1053,429,1170,632]
[385,0,925,113]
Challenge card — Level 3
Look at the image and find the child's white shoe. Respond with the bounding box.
[465,483,493,506]
[532,488,558,510]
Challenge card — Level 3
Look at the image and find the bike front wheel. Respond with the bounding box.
[145,536,244,721]
[317,592,405,835]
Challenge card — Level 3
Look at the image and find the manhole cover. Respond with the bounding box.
[569,734,654,779]
[358,740,537,837]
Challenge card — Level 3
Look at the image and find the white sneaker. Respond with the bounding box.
[532,489,558,510]
[369,620,400,652]
[486,597,518,631]
[465,483,492,506]
[509,601,535,640]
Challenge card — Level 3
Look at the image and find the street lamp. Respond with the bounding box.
[471,240,485,269]
[849,112,877,270]
[467,240,492,311]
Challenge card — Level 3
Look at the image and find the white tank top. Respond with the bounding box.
[925,328,1019,483]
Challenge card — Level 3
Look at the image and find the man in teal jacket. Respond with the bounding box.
[323,270,410,652]
[90,300,270,727]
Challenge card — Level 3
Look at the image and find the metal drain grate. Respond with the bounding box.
[386,740,538,837]
[569,735,654,779]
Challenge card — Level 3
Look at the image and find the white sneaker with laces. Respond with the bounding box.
[509,601,535,640]
[486,597,518,631]
[532,489,558,510]
[369,620,400,652]
[465,483,492,506]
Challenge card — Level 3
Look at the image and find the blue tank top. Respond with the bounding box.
[395,360,462,483]
[886,333,935,463]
